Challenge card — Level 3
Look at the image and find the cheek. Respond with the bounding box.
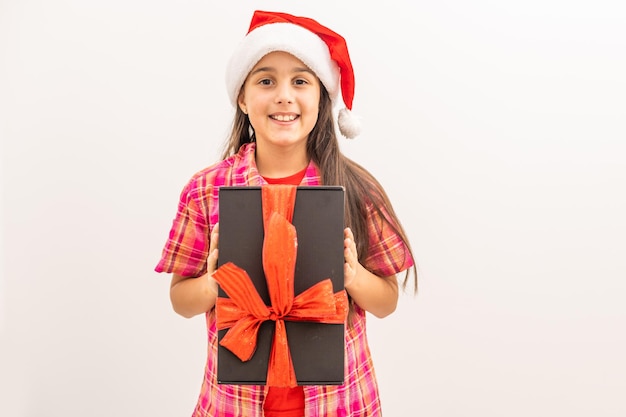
[304,93,321,116]
[306,102,320,123]
[311,93,321,117]
[246,95,271,114]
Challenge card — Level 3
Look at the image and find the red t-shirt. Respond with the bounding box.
[263,386,305,417]
[262,166,307,417]
[262,168,307,185]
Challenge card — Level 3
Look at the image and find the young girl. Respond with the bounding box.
[155,10,417,417]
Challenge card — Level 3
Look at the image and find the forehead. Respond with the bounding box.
[250,51,312,73]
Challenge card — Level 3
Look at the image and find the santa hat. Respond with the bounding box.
[225,10,361,139]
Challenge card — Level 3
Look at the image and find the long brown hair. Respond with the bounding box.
[221,86,417,292]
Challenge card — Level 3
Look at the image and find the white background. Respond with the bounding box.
[1,1,625,416]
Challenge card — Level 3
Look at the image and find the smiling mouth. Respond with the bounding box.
[270,114,298,122]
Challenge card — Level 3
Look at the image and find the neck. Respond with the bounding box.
[255,143,309,178]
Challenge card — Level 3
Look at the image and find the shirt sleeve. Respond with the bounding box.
[155,178,211,277]
[361,200,414,278]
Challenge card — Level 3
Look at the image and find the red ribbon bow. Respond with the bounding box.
[213,185,348,388]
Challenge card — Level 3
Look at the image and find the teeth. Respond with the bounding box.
[273,114,296,121]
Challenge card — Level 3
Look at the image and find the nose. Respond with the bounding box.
[275,81,294,104]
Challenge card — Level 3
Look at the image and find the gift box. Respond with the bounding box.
[215,185,346,386]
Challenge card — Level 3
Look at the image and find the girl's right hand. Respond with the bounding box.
[207,223,220,274]
[206,223,219,294]
[169,223,221,317]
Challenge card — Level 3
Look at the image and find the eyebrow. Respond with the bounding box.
[249,66,315,76]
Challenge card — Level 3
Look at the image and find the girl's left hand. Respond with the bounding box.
[343,227,359,288]
[342,227,399,318]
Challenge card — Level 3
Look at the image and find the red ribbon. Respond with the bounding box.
[213,185,348,388]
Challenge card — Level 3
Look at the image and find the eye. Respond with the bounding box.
[294,78,308,86]
[258,78,273,86]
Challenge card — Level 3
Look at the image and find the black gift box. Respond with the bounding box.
[216,186,345,385]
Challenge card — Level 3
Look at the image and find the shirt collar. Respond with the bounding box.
[235,142,321,186]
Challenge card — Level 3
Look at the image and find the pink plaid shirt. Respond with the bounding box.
[156,143,413,417]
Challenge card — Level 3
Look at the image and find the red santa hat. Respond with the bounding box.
[225,10,361,139]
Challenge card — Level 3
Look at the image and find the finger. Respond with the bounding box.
[344,243,353,260]
[208,246,219,263]
[344,246,357,275]
[344,227,358,256]
[344,260,355,287]
[344,239,357,267]
[206,248,219,274]
[209,223,220,251]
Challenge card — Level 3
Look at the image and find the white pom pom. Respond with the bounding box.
[337,108,361,139]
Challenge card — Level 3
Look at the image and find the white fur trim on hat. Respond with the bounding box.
[225,22,341,107]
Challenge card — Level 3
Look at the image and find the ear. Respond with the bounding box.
[238,93,247,115]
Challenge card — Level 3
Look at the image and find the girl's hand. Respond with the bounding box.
[344,227,359,288]
[169,223,221,318]
[206,223,220,294]
[342,226,400,318]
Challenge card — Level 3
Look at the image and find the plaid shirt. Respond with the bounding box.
[156,143,413,417]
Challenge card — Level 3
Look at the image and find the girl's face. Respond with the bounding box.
[238,51,321,154]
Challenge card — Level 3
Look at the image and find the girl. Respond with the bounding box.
[155,10,417,417]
